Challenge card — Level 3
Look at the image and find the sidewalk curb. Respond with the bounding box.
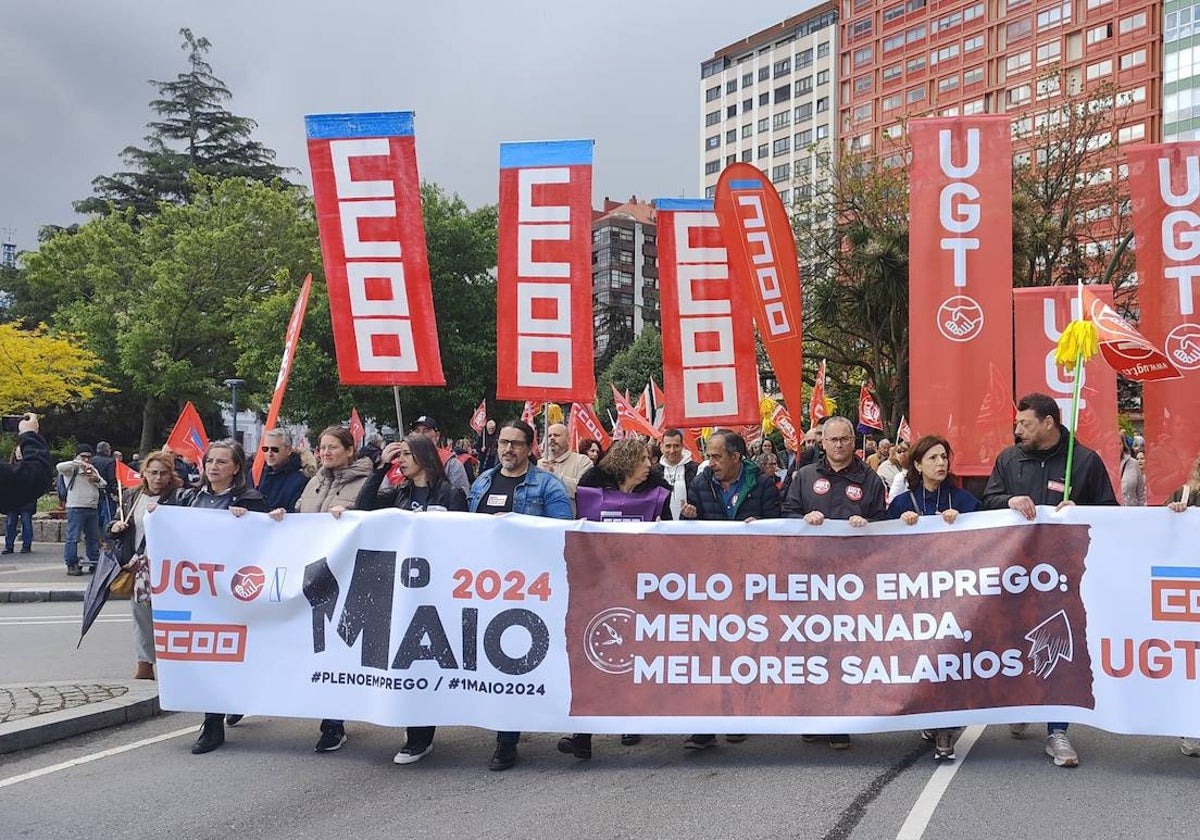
[0,681,163,754]
[0,589,88,604]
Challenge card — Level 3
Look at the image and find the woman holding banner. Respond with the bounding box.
[274,426,375,754]
[886,434,980,762]
[108,450,182,681]
[1166,454,1200,757]
[155,440,268,755]
[351,432,468,764]
[558,437,671,760]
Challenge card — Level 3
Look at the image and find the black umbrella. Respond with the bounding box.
[78,545,122,647]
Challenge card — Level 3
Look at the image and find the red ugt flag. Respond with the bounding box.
[115,460,142,489]
[166,402,209,466]
[469,400,488,434]
[857,384,884,433]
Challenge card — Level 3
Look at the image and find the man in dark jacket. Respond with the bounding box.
[784,416,888,526]
[680,428,779,752]
[982,391,1116,770]
[783,415,887,751]
[0,414,52,514]
[255,429,308,513]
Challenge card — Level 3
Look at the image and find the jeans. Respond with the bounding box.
[497,730,520,747]
[64,507,100,567]
[5,510,32,551]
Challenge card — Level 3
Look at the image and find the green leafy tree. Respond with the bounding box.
[23,176,318,452]
[76,28,289,217]
[595,325,663,419]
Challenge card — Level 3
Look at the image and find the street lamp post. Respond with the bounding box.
[223,378,245,440]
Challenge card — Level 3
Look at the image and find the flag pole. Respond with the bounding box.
[393,386,404,439]
[1061,280,1089,502]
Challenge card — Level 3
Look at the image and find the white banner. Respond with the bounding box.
[145,506,1200,736]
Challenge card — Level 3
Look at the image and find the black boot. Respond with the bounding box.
[556,733,592,759]
[191,714,225,754]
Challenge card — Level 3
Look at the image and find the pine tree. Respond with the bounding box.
[76,28,290,216]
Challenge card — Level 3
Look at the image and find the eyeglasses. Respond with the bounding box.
[261,446,281,453]
[498,438,528,449]
[145,469,172,477]
[824,436,853,446]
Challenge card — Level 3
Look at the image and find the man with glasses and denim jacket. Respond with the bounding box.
[255,429,308,513]
[467,419,572,771]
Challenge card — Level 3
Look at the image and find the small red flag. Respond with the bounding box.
[166,401,209,466]
[469,400,487,434]
[349,408,365,451]
[115,460,141,489]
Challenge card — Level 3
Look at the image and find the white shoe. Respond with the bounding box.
[1181,737,1200,757]
[393,743,432,765]
[1045,730,1078,767]
[1009,723,1028,739]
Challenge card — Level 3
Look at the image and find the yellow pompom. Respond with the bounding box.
[545,403,564,425]
[823,396,837,414]
[1054,320,1099,366]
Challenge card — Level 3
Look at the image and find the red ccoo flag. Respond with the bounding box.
[166,401,209,467]
[469,400,488,434]
[349,408,365,451]
[612,384,661,439]
[115,460,142,489]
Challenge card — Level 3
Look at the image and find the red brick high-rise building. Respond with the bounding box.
[837,0,1161,162]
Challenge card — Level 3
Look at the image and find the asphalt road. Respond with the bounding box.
[1,600,1198,840]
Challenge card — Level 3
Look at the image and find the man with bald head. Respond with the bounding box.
[538,423,594,511]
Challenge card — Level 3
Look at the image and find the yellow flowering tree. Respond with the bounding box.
[0,324,114,412]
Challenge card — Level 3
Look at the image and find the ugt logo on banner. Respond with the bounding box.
[496,140,596,402]
[305,111,445,385]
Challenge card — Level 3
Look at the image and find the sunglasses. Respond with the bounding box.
[261,446,281,453]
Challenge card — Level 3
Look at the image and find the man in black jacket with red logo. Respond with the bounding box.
[783,415,887,750]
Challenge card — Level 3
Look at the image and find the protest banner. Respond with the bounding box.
[146,506,1200,736]
[496,140,596,403]
[656,199,759,428]
[305,111,444,385]
[909,116,1013,474]
[1126,143,1200,502]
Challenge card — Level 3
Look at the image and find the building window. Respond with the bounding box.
[725,129,737,143]
[817,42,830,58]
[938,75,960,93]
[774,57,792,77]
[774,84,792,103]
[885,124,904,139]
[725,154,736,166]
[817,70,830,86]
[883,4,905,23]
[1119,11,1147,34]
[1088,24,1112,45]
[743,98,753,113]
[964,66,984,85]
[884,34,905,52]
[705,160,721,175]
[1006,17,1032,41]
[706,86,721,102]
[705,111,721,126]
[1007,84,1031,105]
[742,124,753,138]
[963,98,985,114]
[854,46,873,67]
[758,117,770,133]
[883,93,903,111]
[907,87,926,103]
[758,67,770,81]
[906,56,927,72]
[883,63,902,82]
[726,80,737,94]
[759,92,770,106]
[742,73,753,88]
[757,144,769,159]
[706,135,720,150]
[795,102,813,121]
[852,102,873,122]
[1118,123,1146,143]
[850,18,873,40]
[855,75,873,94]
[705,185,716,199]
[1037,40,1061,65]
[773,110,792,129]
[779,189,790,204]
[796,75,813,95]
[773,137,791,155]
[816,125,829,140]
[727,104,738,118]
[1005,51,1032,75]
[816,97,829,112]
[1036,75,1060,99]
[931,44,960,65]
[1119,49,1146,70]
[907,24,927,43]
[1036,2,1070,30]
[1086,59,1113,80]
[795,128,814,146]
[964,35,984,52]
[797,48,814,68]
[741,149,753,162]
[771,163,791,182]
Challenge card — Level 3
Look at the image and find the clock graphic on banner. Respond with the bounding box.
[584,607,636,674]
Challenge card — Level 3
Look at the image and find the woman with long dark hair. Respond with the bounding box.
[356,433,467,764]
[887,434,980,761]
[154,440,268,755]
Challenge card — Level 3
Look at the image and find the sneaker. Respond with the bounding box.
[934,730,956,762]
[1180,737,1200,757]
[488,743,518,771]
[1009,723,1029,739]
[1,548,13,555]
[683,734,717,750]
[725,734,748,743]
[19,546,31,553]
[1045,730,1078,767]
[225,714,244,726]
[66,565,82,577]
[393,742,432,765]
[315,727,347,753]
[620,734,642,746]
[556,734,592,760]
[828,734,852,750]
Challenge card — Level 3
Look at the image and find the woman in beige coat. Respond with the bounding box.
[269,424,374,752]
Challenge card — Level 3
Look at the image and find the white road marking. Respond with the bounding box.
[895,725,985,840]
[0,725,196,789]
[0,617,130,626]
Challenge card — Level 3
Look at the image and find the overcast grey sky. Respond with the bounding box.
[0,0,815,254]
